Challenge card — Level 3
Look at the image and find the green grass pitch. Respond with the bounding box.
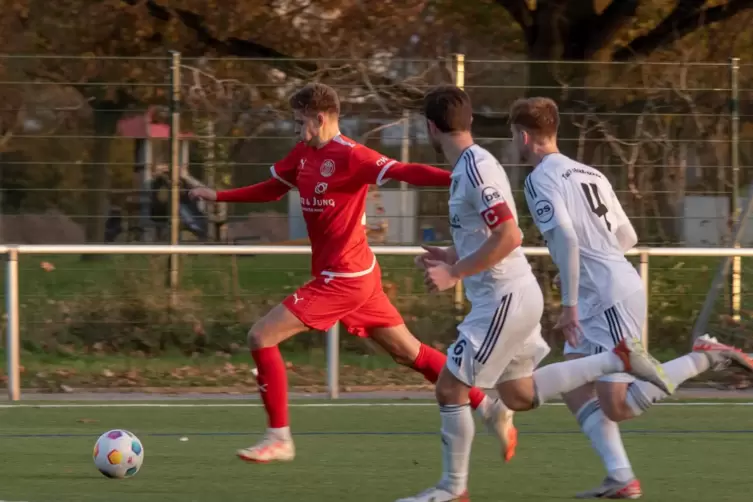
[0,399,751,501]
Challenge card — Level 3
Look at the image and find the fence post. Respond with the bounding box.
[326,323,340,399]
[5,248,20,401]
[169,51,182,300]
[400,109,411,243]
[730,57,741,322]
[453,53,466,318]
[639,250,650,350]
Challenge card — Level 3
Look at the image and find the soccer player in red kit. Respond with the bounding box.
[190,83,512,464]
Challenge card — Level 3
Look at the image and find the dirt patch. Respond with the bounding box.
[0,209,85,244]
[226,210,289,243]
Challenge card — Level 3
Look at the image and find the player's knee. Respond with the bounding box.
[501,394,534,412]
[596,382,634,422]
[597,396,633,422]
[247,329,262,350]
[247,324,275,350]
[496,380,536,411]
[435,368,468,406]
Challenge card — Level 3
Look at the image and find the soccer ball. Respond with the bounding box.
[93,429,144,479]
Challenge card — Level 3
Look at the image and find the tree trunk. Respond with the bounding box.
[81,103,123,259]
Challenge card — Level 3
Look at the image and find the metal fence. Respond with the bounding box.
[2,54,753,399]
[4,243,753,402]
[2,54,753,247]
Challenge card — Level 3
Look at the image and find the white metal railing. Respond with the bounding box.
[3,244,751,401]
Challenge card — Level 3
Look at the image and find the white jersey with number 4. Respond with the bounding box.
[523,153,642,320]
[449,145,534,305]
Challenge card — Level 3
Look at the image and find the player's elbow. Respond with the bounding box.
[616,223,638,251]
[509,225,523,249]
[493,219,522,252]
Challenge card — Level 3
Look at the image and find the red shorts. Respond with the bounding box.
[282,264,404,337]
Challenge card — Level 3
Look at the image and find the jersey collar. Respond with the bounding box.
[452,144,477,172]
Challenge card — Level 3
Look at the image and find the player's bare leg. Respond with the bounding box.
[565,335,753,498]
[488,336,670,467]
[237,303,307,464]
[396,366,473,502]
[596,335,753,424]
[368,325,505,456]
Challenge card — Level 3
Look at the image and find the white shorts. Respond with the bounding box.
[445,279,551,389]
[564,290,646,383]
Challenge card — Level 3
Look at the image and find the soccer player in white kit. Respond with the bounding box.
[513,96,753,499]
[396,86,675,502]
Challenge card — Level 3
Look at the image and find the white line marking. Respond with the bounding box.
[1,401,752,409]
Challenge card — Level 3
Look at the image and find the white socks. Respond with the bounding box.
[439,403,474,495]
[474,396,493,420]
[626,352,710,416]
[577,398,635,483]
[577,352,712,482]
[533,352,624,405]
[268,426,292,441]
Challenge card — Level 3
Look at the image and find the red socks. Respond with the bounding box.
[251,343,486,427]
[411,343,486,409]
[251,346,289,428]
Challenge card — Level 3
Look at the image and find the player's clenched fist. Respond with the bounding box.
[554,305,583,347]
[423,259,460,292]
[188,187,217,201]
[414,245,456,270]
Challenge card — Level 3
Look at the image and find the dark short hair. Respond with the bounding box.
[422,85,473,133]
[289,83,340,116]
[508,97,559,137]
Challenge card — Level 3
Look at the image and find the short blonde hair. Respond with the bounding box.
[509,97,559,137]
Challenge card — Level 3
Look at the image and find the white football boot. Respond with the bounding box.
[481,398,517,463]
[613,337,676,394]
[693,334,753,372]
[395,486,469,502]
[236,433,295,463]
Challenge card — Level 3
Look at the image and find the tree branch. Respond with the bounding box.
[579,0,640,60]
[613,0,753,61]
[121,0,318,75]
[494,0,534,44]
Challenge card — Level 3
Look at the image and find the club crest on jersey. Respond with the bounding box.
[320,159,336,177]
[314,182,328,195]
[481,186,501,207]
[534,199,554,224]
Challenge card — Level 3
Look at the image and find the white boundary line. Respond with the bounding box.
[1,401,753,409]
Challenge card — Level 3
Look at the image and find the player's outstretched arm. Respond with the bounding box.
[350,145,451,187]
[189,178,291,203]
[216,178,291,203]
[384,162,451,187]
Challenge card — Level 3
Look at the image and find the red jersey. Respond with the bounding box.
[271,135,404,278]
